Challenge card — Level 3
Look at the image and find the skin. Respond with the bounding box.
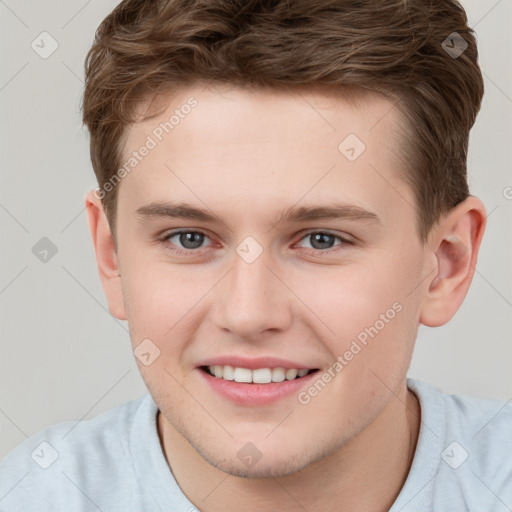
[85,83,486,511]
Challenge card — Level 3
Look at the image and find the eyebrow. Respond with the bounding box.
[135,201,380,226]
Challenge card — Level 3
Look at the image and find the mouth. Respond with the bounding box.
[197,363,321,405]
[196,356,322,405]
[200,365,319,384]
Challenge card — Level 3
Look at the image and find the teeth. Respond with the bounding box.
[253,368,272,384]
[233,367,252,383]
[271,368,285,382]
[285,368,298,380]
[223,365,234,381]
[207,365,312,383]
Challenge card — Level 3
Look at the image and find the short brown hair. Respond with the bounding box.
[82,0,484,242]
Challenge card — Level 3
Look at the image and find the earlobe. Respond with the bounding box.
[84,190,127,320]
[419,196,486,327]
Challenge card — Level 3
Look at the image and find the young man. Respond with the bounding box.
[1,0,510,510]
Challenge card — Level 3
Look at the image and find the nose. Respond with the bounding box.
[212,245,293,340]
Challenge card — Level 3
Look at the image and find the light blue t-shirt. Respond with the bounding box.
[1,378,511,511]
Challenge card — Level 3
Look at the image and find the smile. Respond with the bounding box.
[204,365,316,383]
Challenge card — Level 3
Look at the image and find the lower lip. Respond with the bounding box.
[197,368,319,405]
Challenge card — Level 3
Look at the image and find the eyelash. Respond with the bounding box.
[160,229,352,256]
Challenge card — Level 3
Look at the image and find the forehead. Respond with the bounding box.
[125,82,403,153]
[130,82,401,141]
[118,83,412,229]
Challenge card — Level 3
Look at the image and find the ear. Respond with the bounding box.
[84,190,127,320]
[419,196,486,327]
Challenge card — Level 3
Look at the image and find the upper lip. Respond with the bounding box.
[197,356,319,370]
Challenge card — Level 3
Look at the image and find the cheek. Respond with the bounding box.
[119,257,177,346]
[290,262,399,330]
[120,261,217,351]
[291,251,421,361]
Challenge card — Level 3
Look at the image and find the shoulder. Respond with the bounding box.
[0,394,152,512]
[409,378,512,455]
[435,382,512,482]
[406,379,512,510]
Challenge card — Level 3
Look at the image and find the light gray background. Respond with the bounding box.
[1,0,511,459]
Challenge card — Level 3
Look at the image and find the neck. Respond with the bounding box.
[158,383,421,512]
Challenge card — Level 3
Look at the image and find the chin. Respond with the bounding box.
[200,448,314,479]
[188,430,339,480]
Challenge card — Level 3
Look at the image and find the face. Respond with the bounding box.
[111,83,430,477]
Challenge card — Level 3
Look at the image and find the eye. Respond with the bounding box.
[162,230,212,252]
[296,231,350,251]
[160,229,352,256]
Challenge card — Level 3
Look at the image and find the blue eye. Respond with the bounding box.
[164,230,212,251]
[161,229,350,256]
[297,231,347,251]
